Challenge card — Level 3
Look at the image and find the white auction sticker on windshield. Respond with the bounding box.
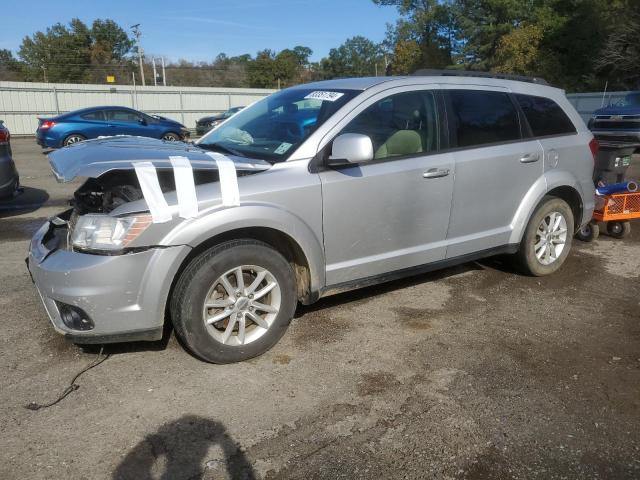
[304,91,344,102]
[274,142,292,155]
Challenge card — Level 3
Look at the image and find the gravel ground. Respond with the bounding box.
[1,138,639,480]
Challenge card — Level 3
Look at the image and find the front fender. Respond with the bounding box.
[161,202,326,295]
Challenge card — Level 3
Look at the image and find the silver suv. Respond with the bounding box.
[28,73,596,363]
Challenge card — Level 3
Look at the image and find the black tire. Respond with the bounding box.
[162,132,181,142]
[514,196,575,276]
[170,240,297,363]
[63,134,86,147]
[606,221,631,239]
[576,221,599,242]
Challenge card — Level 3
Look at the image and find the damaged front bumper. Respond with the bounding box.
[27,211,191,344]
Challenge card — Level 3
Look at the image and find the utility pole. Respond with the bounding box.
[131,24,145,86]
[161,57,167,86]
[41,65,48,83]
[152,57,157,86]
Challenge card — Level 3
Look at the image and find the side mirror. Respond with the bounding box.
[138,117,147,125]
[328,133,374,166]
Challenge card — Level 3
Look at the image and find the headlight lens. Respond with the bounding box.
[70,214,153,251]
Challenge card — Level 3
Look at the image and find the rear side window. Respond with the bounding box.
[515,94,576,137]
[448,90,521,148]
[81,111,104,121]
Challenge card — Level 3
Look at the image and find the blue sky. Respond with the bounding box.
[2,0,399,62]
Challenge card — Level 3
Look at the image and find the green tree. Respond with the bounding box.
[247,49,279,88]
[320,36,383,78]
[17,18,134,83]
[0,49,23,80]
[375,0,458,73]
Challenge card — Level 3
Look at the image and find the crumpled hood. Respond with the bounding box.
[48,136,271,182]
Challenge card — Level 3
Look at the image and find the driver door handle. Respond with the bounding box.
[423,168,450,179]
[520,153,540,163]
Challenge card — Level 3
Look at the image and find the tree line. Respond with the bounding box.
[379,0,640,91]
[0,2,638,92]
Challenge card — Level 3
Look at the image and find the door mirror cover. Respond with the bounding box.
[328,133,374,166]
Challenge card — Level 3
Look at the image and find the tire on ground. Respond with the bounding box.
[514,196,575,276]
[170,239,297,363]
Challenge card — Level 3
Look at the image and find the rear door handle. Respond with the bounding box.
[423,168,450,179]
[520,153,540,163]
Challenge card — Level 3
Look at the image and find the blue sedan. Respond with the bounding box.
[36,106,190,148]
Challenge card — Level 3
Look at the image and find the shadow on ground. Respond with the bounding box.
[0,187,51,218]
[112,415,255,480]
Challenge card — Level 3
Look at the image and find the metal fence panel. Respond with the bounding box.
[0,81,276,135]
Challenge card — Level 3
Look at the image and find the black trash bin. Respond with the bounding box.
[593,146,635,184]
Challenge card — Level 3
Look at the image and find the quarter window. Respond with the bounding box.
[515,94,576,137]
[340,90,439,160]
[448,90,521,148]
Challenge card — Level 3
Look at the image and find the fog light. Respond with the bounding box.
[56,302,94,331]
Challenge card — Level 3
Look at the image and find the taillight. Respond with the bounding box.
[0,129,7,144]
[589,137,599,161]
[40,120,56,130]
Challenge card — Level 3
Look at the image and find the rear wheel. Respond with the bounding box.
[63,134,86,146]
[606,221,631,239]
[162,132,181,142]
[515,196,574,276]
[171,240,297,363]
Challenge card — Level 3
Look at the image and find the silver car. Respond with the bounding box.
[28,73,596,363]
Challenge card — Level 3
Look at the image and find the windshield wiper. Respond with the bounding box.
[199,142,246,158]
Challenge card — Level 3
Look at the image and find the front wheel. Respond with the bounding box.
[162,132,181,142]
[515,196,574,276]
[170,240,298,363]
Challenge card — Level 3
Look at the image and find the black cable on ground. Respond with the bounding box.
[24,346,110,411]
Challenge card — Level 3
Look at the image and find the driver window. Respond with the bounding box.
[341,90,438,160]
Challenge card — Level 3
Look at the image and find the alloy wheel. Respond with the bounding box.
[534,211,568,265]
[65,135,84,145]
[202,265,281,346]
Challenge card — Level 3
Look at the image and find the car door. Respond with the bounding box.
[319,88,455,286]
[442,88,544,258]
[104,109,149,137]
[77,110,108,139]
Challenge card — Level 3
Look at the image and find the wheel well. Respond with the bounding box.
[546,186,583,231]
[172,227,312,303]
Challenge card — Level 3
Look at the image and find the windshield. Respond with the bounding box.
[197,88,358,162]
[613,93,640,107]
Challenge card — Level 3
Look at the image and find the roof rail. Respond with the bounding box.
[411,69,549,86]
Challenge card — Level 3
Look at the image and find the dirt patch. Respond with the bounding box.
[393,306,434,330]
[357,372,401,397]
[272,354,292,365]
[290,311,351,347]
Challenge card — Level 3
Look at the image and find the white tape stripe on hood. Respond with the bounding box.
[169,155,199,219]
[205,152,240,207]
[133,161,172,223]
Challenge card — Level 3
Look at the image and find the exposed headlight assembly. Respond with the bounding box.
[70,214,153,251]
